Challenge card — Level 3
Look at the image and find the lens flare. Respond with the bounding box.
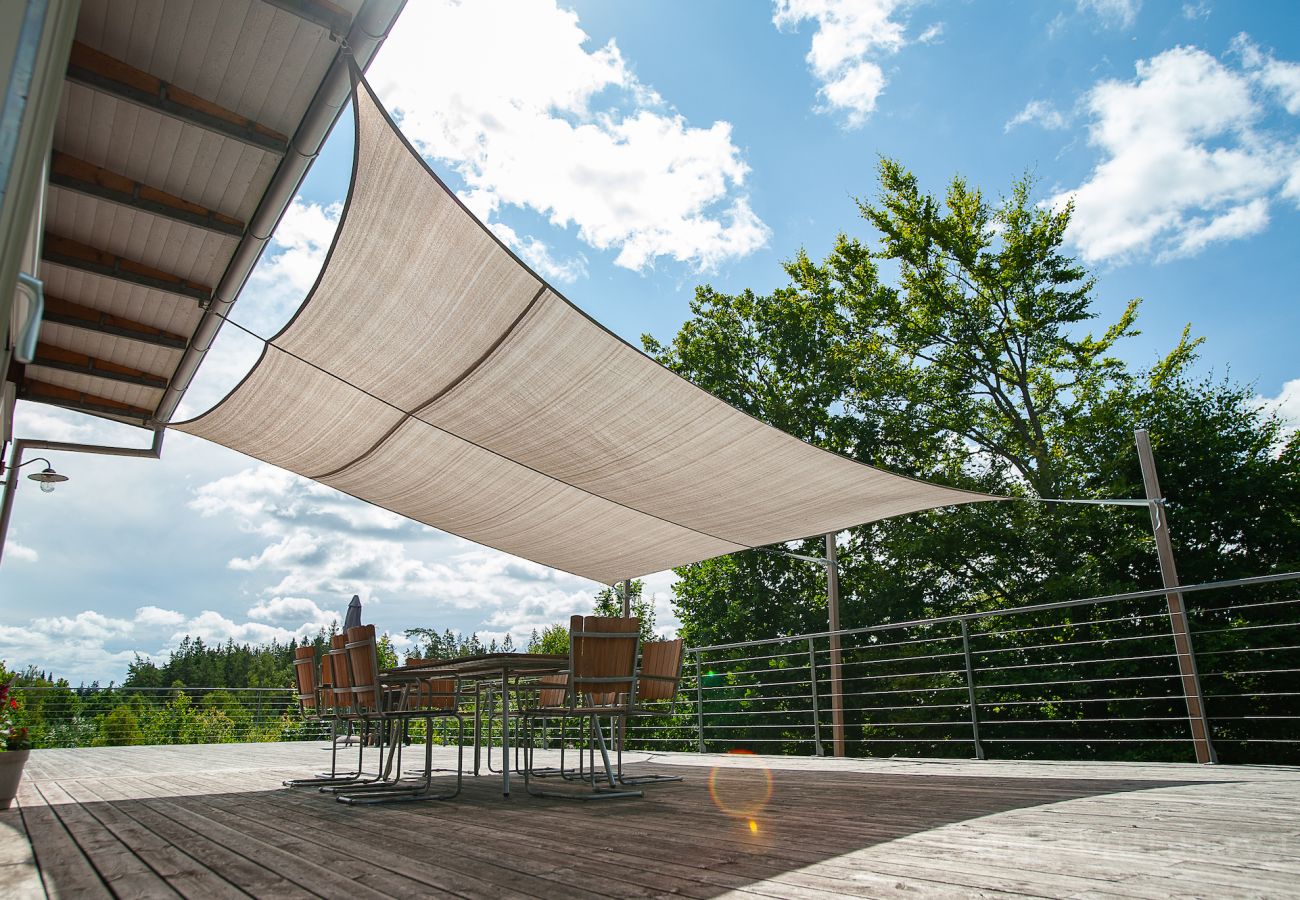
[707,750,774,821]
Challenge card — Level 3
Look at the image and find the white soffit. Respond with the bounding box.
[174,75,994,584]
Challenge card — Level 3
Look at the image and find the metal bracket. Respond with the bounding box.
[13,272,44,363]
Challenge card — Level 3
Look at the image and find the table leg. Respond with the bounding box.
[473,682,482,776]
[501,667,511,796]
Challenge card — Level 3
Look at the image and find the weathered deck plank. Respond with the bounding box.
[12,742,1300,899]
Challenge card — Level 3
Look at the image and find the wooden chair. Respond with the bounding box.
[617,638,686,785]
[283,644,366,788]
[521,615,643,800]
[333,628,464,804]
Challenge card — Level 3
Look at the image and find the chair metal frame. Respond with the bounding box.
[283,641,371,789]
[521,615,643,800]
[616,637,686,785]
[332,629,465,805]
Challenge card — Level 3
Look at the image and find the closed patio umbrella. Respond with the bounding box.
[343,595,362,629]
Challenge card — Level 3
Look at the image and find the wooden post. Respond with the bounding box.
[825,532,846,757]
[1135,429,1217,764]
[620,579,630,618]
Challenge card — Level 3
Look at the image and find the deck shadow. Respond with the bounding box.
[21,760,1216,898]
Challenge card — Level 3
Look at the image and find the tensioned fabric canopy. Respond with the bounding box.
[173,73,993,584]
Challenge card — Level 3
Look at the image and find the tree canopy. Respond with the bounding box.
[645,161,1300,648]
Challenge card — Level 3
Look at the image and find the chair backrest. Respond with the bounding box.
[345,624,381,712]
[532,673,568,708]
[329,633,353,710]
[404,659,457,712]
[319,650,335,711]
[292,646,317,709]
[568,614,639,708]
[636,639,684,703]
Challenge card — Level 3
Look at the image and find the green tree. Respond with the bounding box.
[646,161,1300,761]
[593,579,659,645]
[97,705,143,746]
[528,623,571,655]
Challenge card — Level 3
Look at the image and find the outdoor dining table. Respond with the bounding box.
[383,652,567,797]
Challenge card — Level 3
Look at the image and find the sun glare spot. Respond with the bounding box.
[707,751,774,820]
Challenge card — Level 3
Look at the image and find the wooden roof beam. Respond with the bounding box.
[49,151,246,238]
[65,41,290,154]
[19,378,154,423]
[42,233,212,304]
[41,294,189,351]
[31,342,168,390]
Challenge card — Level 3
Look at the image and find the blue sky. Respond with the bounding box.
[3,0,1299,684]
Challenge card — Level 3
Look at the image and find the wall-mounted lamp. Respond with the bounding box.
[0,457,69,493]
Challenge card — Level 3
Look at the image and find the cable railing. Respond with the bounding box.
[13,572,1299,764]
[623,571,1300,765]
[11,686,330,748]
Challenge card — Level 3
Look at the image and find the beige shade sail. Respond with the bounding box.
[173,73,993,584]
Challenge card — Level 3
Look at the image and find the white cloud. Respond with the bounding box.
[0,601,344,686]
[1257,378,1300,444]
[246,199,343,326]
[190,465,406,535]
[490,222,587,284]
[1077,0,1141,30]
[917,23,944,45]
[1162,197,1269,259]
[6,542,38,563]
[33,610,134,640]
[135,606,186,628]
[247,596,333,626]
[367,0,768,273]
[1182,1,1210,20]
[773,0,910,128]
[1051,41,1300,263]
[1005,99,1070,133]
[176,197,343,420]
[1235,34,1300,116]
[11,404,146,446]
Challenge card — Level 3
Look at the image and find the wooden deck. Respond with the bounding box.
[3,742,1299,898]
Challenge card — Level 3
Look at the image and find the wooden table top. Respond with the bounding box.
[384,652,566,680]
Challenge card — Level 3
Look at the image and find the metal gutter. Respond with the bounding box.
[152,0,406,426]
[0,429,165,565]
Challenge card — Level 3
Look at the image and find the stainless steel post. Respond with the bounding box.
[808,637,824,756]
[960,619,985,760]
[1135,429,1217,764]
[619,579,630,618]
[825,532,846,757]
[693,651,706,753]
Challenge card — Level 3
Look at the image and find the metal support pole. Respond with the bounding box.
[825,532,846,757]
[960,620,985,760]
[693,651,706,753]
[808,637,824,756]
[1135,429,1217,764]
[1,431,165,566]
[617,578,630,749]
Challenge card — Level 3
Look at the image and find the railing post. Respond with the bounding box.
[1136,429,1217,764]
[694,650,706,753]
[825,532,846,757]
[808,637,824,756]
[960,619,985,760]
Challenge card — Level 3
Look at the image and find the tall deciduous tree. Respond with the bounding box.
[646,161,1300,648]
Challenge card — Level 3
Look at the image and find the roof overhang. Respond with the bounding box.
[5,0,405,435]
